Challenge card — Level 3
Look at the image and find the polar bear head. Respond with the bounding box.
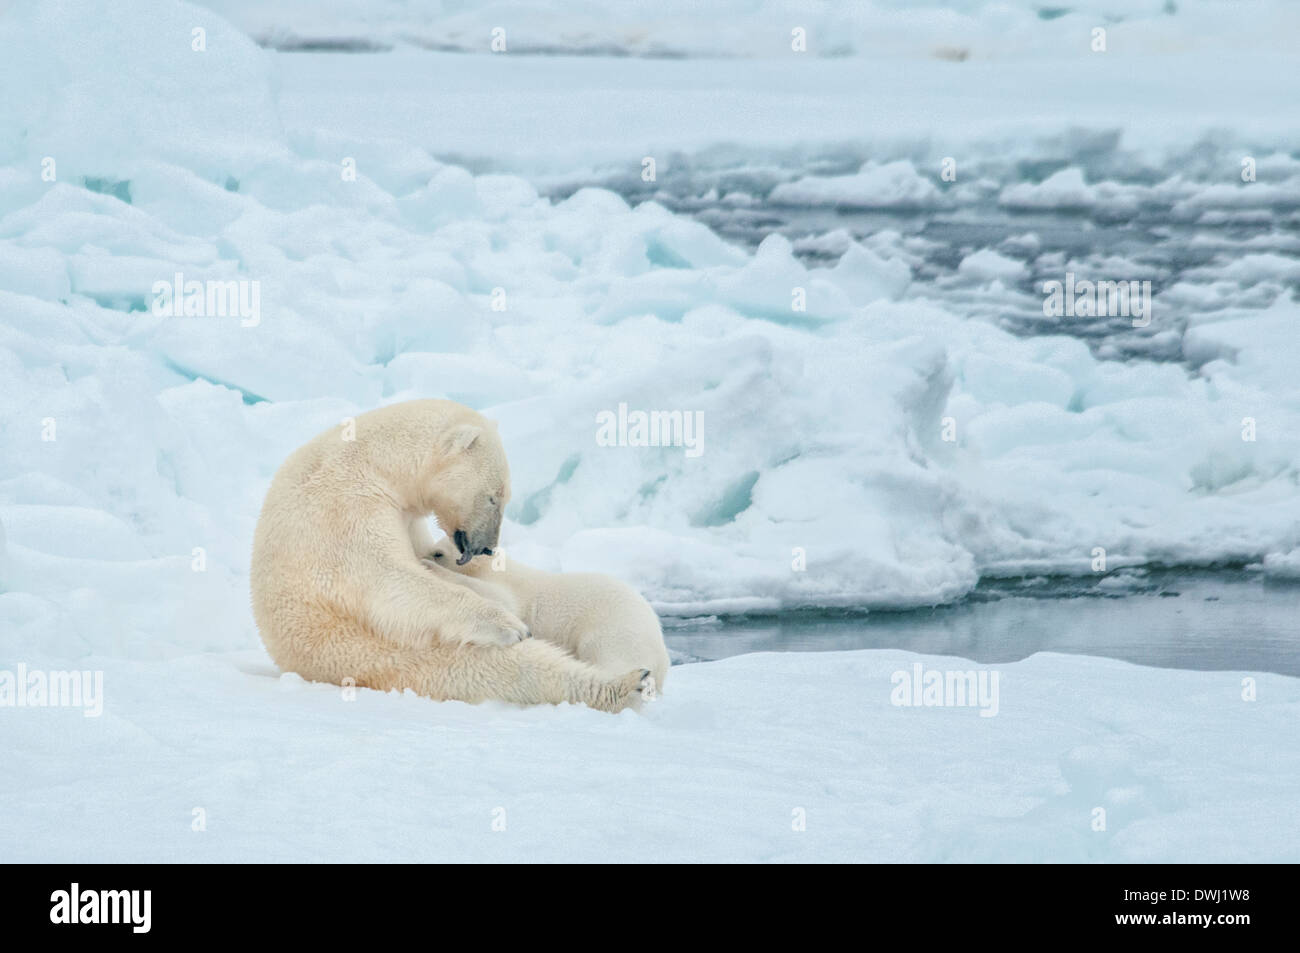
[430,422,511,565]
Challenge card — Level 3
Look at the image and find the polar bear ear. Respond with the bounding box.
[443,424,482,455]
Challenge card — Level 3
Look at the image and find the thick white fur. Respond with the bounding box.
[425,538,670,693]
[250,399,650,712]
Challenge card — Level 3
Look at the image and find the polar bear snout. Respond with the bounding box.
[453,523,498,565]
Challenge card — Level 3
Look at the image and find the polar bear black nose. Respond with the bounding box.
[453,529,469,554]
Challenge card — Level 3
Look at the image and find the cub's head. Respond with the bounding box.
[427,539,456,569]
[430,422,510,566]
[427,536,476,574]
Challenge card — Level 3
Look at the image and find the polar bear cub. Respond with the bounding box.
[251,399,652,713]
[425,539,670,694]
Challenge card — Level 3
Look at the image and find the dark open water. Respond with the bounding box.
[663,572,1300,677]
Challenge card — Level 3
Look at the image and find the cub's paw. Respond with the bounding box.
[594,668,654,713]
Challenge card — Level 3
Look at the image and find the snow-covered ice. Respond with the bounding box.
[4,647,1297,862]
[203,0,1300,62]
[1,0,1298,861]
[3,1,1298,620]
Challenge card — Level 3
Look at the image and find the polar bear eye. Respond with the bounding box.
[488,495,498,506]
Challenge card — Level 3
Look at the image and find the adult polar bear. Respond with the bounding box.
[251,400,651,713]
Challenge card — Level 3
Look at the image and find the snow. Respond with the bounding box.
[268,46,1300,179]
[769,161,941,210]
[201,0,1300,62]
[4,648,1297,862]
[957,248,1027,283]
[1255,550,1300,580]
[1,0,1298,860]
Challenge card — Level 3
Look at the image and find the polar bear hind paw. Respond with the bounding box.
[639,671,659,701]
[594,668,655,713]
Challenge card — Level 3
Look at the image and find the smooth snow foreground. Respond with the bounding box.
[2,648,1296,862]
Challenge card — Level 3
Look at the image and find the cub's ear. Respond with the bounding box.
[442,424,482,456]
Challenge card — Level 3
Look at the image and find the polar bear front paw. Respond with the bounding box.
[453,605,531,647]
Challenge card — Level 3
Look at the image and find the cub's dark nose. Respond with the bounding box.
[453,529,469,554]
